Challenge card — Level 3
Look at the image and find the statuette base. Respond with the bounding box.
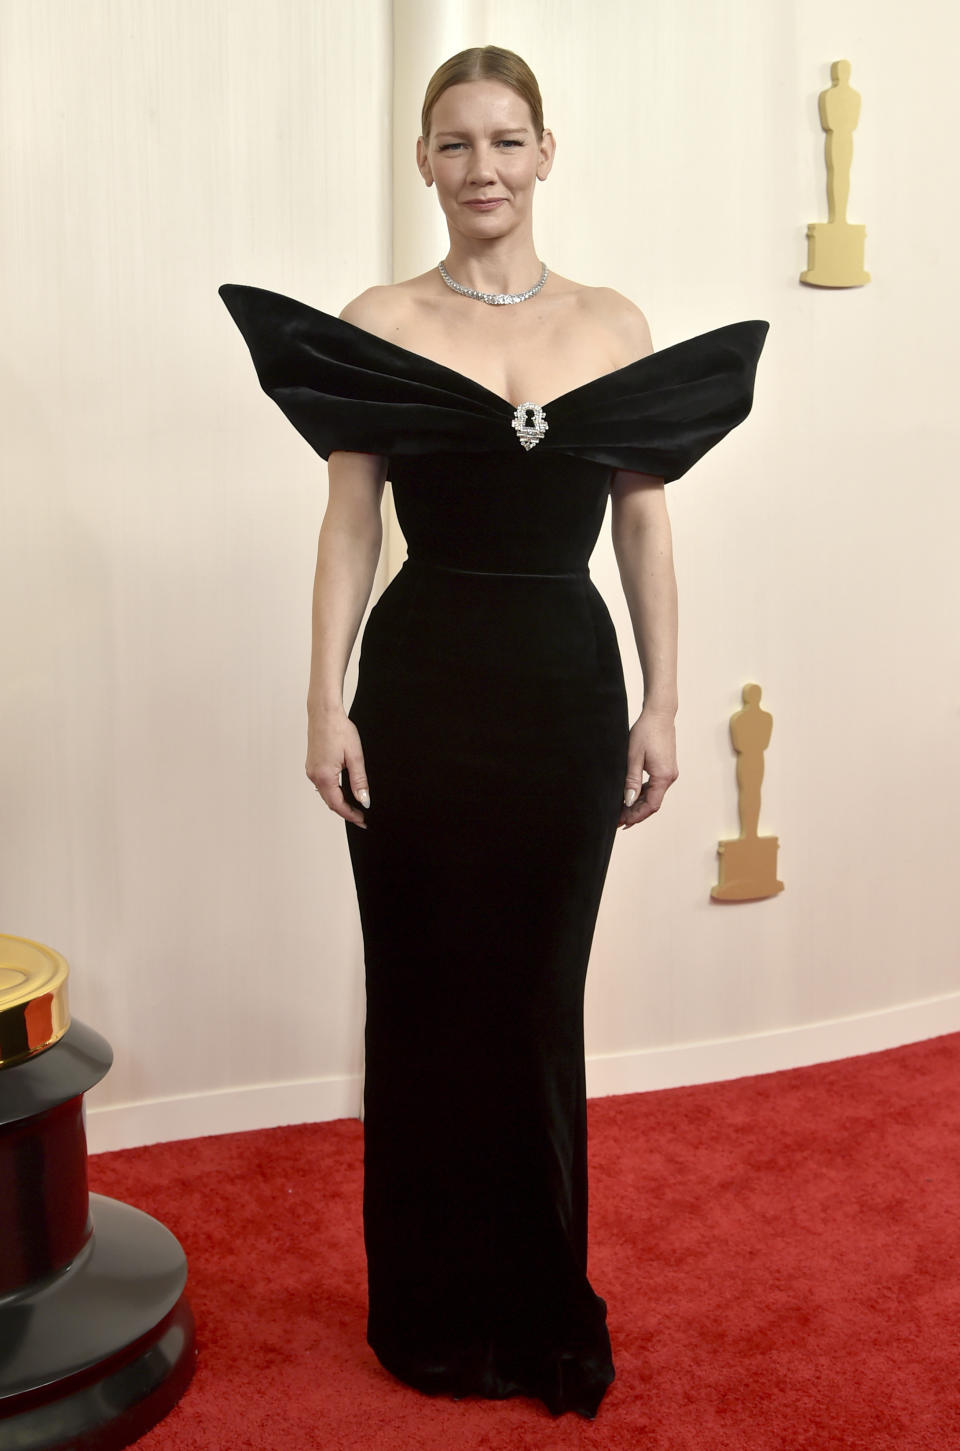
[711,835,785,902]
[801,222,870,288]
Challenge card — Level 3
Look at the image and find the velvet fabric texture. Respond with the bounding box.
[219,284,768,1418]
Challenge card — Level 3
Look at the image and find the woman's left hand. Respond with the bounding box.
[619,709,679,829]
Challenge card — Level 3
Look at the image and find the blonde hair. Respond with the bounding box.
[420,46,544,141]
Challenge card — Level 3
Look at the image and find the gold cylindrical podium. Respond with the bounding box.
[0,935,71,1067]
[0,934,196,1450]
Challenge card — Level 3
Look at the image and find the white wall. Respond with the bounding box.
[1,1,957,1150]
[0,0,391,1140]
[473,0,960,1081]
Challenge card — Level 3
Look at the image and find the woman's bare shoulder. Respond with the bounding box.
[338,285,407,338]
[585,285,654,359]
[553,276,654,361]
[338,273,435,341]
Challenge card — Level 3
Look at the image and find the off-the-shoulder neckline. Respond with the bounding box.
[220,284,767,414]
[322,306,653,412]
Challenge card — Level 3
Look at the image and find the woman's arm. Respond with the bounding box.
[306,449,388,827]
[610,473,680,828]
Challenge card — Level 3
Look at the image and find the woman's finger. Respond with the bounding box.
[638,770,672,815]
[307,765,367,827]
[623,754,645,808]
[618,768,678,828]
[322,781,368,827]
[342,741,371,809]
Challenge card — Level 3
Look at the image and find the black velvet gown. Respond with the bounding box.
[219,283,768,1418]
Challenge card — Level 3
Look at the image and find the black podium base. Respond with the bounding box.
[0,1192,196,1450]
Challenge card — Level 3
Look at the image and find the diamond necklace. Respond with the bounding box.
[438,259,548,306]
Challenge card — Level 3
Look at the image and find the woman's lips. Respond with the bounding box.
[463,199,505,211]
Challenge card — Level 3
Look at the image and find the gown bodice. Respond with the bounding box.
[219,283,768,573]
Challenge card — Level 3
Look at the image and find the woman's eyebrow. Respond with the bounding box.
[433,126,529,139]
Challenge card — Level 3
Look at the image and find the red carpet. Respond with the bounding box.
[88,1032,960,1449]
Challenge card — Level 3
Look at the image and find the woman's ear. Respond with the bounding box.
[537,127,556,182]
[416,136,434,187]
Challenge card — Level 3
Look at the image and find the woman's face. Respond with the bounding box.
[417,79,554,240]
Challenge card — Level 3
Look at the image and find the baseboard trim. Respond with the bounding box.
[86,1073,364,1154]
[85,991,960,1154]
[585,990,960,1097]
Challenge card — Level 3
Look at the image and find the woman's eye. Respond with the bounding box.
[437,140,523,152]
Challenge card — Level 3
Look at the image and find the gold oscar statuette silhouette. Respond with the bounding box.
[711,683,785,902]
[800,59,871,287]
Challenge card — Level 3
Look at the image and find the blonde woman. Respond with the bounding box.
[221,44,767,1420]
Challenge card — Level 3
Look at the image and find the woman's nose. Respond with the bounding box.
[466,146,497,183]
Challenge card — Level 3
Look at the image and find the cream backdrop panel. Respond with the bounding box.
[2,0,958,1149]
[0,0,391,1142]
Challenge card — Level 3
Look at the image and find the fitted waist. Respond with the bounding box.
[405,556,590,581]
[358,552,624,688]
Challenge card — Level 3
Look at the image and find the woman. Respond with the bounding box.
[220,44,767,1420]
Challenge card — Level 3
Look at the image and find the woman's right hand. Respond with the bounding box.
[306,707,370,828]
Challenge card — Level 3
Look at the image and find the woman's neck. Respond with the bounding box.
[441,236,544,298]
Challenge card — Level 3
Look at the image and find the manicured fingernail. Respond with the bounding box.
[357,789,370,808]
[624,788,637,807]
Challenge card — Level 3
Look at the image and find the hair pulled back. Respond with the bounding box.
[420,45,544,141]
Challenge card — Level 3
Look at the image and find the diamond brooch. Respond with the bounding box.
[512,402,549,451]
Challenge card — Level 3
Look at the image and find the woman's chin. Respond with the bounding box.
[446,207,527,241]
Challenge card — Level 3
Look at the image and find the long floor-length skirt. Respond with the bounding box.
[343,558,628,1418]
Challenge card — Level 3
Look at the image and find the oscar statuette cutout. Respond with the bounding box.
[711,684,785,903]
[800,59,871,287]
